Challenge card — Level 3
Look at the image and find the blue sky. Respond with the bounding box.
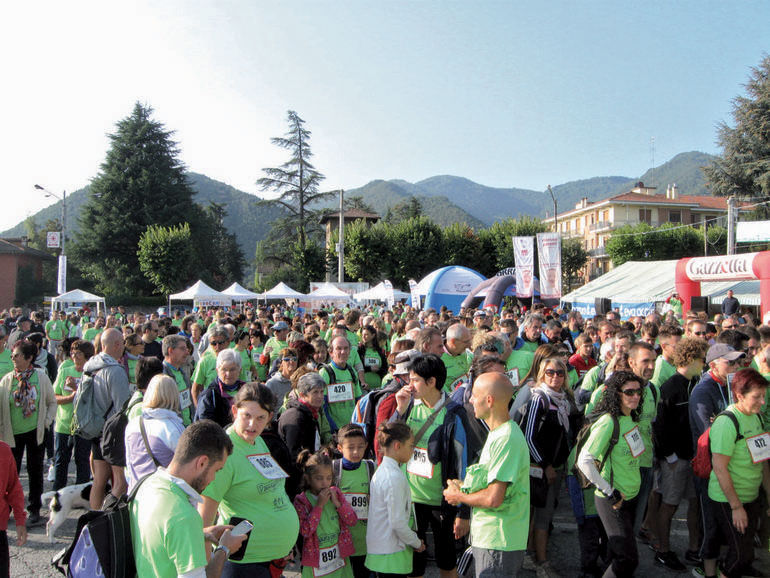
[2,0,768,230]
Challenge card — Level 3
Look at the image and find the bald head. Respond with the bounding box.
[474,371,514,405]
[101,328,124,358]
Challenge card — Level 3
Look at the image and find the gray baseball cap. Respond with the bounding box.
[705,343,745,365]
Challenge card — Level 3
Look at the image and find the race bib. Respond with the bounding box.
[746,432,770,464]
[506,369,520,387]
[365,356,380,370]
[328,381,353,404]
[247,453,289,480]
[529,465,544,479]
[623,426,645,458]
[344,493,369,519]
[179,389,192,410]
[449,375,469,392]
[314,543,344,577]
[406,446,434,478]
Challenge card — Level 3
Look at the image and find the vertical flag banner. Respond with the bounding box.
[383,279,395,309]
[57,255,67,294]
[408,279,421,309]
[537,232,562,299]
[512,236,534,298]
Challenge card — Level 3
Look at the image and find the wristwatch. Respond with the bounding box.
[214,544,231,558]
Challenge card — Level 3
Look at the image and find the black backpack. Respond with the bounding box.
[100,396,143,467]
[571,413,620,489]
[52,474,151,577]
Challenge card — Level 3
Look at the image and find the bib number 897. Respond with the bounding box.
[321,549,337,563]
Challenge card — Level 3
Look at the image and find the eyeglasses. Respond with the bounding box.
[210,340,226,346]
[723,324,736,329]
[544,369,566,377]
[282,357,298,363]
[620,388,643,397]
[693,331,707,336]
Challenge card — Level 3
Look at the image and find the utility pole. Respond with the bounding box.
[727,195,736,255]
[547,185,557,231]
[338,189,345,283]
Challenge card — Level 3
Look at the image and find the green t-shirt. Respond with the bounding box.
[264,337,288,364]
[708,405,767,503]
[300,492,353,578]
[362,347,384,390]
[166,364,193,426]
[9,373,39,435]
[127,358,138,386]
[237,348,253,382]
[405,398,446,506]
[505,350,534,387]
[127,391,144,420]
[580,364,603,393]
[518,339,540,354]
[251,346,268,382]
[585,383,656,468]
[337,464,371,555]
[0,349,13,379]
[83,327,101,343]
[130,471,207,578]
[441,350,473,393]
[53,365,81,434]
[650,356,676,389]
[466,420,530,551]
[203,428,299,563]
[320,364,362,433]
[171,318,183,328]
[192,350,218,388]
[583,413,643,500]
[46,319,66,341]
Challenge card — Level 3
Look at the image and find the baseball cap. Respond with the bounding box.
[705,343,746,365]
[272,321,289,331]
[17,316,31,324]
[394,349,421,376]
[473,310,486,318]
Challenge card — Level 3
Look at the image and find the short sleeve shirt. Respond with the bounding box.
[53,365,81,434]
[441,350,473,393]
[583,413,642,500]
[405,399,446,506]
[192,350,218,388]
[468,420,530,551]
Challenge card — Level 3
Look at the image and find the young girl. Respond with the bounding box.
[365,422,424,578]
[294,450,358,578]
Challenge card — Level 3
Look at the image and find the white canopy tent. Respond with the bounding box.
[561,260,763,317]
[262,282,306,300]
[353,281,410,302]
[51,289,106,316]
[169,280,232,307]
[305,282,353,302]
[222,282,261,302]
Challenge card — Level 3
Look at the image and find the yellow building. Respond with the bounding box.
[542,182,731,280]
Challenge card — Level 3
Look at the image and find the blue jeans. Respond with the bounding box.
[54,432,91,490]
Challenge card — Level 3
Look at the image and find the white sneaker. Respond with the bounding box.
[522,554,537,571]
[536,561,561,578]
[47,463,56,482]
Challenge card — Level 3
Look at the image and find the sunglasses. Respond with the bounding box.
[282,357,298,363]
[210,340,227,346]
[620,388,643,397]
[693,331,707,336]
[544,369,566,377]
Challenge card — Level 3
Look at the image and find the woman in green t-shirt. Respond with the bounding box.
[702,368,770,578]
[358,325,387,391]
[577,371,645,578]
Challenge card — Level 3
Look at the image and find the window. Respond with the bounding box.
[669,210,681,223]
[602,210,609,222]
[639,209,652,224]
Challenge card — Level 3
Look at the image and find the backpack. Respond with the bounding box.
[571,413,620,489]
[100,396,144,467]
[52,474,151,577]
[71,371,113,440]
[351,377,402,454]
[332,458,376,487]
[692,411,742,479]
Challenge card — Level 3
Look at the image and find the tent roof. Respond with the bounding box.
[414,266,486,295]
[51,288,105,303]
[221,282,261,300]
[263,282,305,299]
[169,280,230,301]
[353,281,410,301]
[306,283,352,300]
[561,260,763,306]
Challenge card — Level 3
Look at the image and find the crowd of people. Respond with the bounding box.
[1,300,769,578]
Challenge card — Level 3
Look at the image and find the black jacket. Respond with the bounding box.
[655,372,697,460]
[278,397,321,464]
[193,382,235,428]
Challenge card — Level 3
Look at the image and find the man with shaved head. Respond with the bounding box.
[444,372,530,577]
[442,323,473,392]
[83,327,131,508]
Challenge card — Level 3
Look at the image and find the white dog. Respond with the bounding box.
[41,481,93,542]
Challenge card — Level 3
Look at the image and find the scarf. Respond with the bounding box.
[300,399,320,420]
[535,383,570,432]
[217,378,243,398]
[13,368,37,419]
[341,457,361,470]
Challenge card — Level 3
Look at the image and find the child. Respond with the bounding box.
[334,425,376,578]
[1,440,27,578]
[365,422,425,578]
[294,450,358,578]
[569,333,597,379]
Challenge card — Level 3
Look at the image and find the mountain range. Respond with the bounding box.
[3,151,716,261]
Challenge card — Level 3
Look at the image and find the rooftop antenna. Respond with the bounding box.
[650,136,656,188]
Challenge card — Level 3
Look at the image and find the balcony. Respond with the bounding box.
[588,246,608,258]
[589,220,612,232]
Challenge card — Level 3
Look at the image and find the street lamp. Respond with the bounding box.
[34,184,67,293]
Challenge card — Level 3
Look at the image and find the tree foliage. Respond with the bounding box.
[477,217,549,276]
[606,223,716,266]
[138,223,195,295]
[704,55,770,198]
[385,196,423,224]
[561,237,589,293]
[344,195,375,213]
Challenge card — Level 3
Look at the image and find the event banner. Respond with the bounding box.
[512,237,534,298]
[408,279,421,309]
[57,255,67,295]
[383,279,395,309]
[536,233,562,299]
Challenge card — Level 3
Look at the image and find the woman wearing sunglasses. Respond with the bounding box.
[265,348,298,408]
[522,358,573,577]
[577,371,645,577]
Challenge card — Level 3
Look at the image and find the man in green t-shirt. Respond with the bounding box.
[264,321,290,365]
[45,311,67,356]
[444,372,529,576]
[130,421,244,578]
[319,336,362,440]
[441,323,473,392]
[650,324,682,389]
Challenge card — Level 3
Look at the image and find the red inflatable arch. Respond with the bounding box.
[675,252,770,319]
